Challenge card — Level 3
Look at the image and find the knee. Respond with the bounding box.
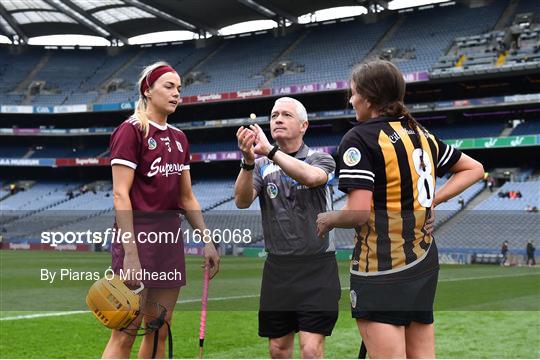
[269,341,292,359]
[300,343,323,359]
[146,312,172,339]
[406,349,434,359]
[405,343,434,358]
[110,330,137,349]
[364,342,405,359]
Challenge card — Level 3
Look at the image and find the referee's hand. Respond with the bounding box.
[316,212,333,237]
[236,126,256,162]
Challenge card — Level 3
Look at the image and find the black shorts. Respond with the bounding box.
[258,253,341,338]
[350,243,439,326]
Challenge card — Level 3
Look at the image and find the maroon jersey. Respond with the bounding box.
[109,117,190,211]
[109,117,189,288]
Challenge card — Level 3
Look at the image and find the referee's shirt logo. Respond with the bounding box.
[266,182,279,199]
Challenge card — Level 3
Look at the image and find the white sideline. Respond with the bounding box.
[0,272,537,321]
[0,310,89,321]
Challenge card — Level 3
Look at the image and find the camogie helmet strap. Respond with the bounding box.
[150,320,173,359]
[358,341,367,359]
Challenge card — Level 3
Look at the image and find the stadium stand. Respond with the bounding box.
[0,146,31,158]
[382,0,508,74]
[426,121,506,139]
[0,182,79,211]
[27,49,105,104]
[106,43,219,102]
[0,47,43,103]
[0,0,526,106]
[2,182,112,242]
[436,179,540,253]
[511,119,540,135]
[474,180,540,211]
[29,146,102,158]
[431,0,540,78]
[434,180,485,226]
[80,48,139,94]
[189,131,343,153]
[513,0,540,20]
[0,172,537,256]
[182,32,300,95]
[0,118,514,158]
[267,18,395,88]
[191,179,237,211]
[516,168,534,181]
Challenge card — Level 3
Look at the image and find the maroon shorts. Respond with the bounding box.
[111,216,186,288]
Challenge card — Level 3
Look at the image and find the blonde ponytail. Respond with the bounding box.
[134,98,150,138]
[133,60,172,138]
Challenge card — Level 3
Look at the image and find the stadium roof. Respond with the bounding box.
[0,0,389,44]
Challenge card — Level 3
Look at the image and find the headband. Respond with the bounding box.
[140,65,177,96]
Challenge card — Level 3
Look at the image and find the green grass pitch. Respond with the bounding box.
[0,251,539,358]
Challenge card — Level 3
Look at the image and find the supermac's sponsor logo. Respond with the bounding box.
[55,244,77,251]
[9,243,30,250]
[147,157,184,177]
[148,137,157,150]
[343,147,361,167]
[266,183,278,199]
[75,158,99,165]
[197,94,222,102]
[236,89,263,98]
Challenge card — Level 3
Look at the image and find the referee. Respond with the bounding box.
[316,60,484,358]
[235,97,340,358]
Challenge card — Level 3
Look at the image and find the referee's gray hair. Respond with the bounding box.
[274,97,308,122]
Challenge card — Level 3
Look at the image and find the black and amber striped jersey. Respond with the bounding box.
[338,116,462,276]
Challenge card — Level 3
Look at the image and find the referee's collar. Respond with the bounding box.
[280,142,309,159]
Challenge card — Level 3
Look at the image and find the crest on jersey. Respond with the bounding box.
[147,137,157,150]
[350,290,357,309]
[266,183,278,199]
[343,147,361,167]
[176,140,183,152]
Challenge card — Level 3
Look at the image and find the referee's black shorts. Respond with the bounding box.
[350,242,439,326]
[258,252,341,338]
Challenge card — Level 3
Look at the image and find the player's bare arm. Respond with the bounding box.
[111,164,141,287]
[179,169,220,279]
[434,153,484,207]
[316,189,372,236]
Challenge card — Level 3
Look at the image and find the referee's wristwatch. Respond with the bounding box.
[267,145,280,160]
[240,158,255,171]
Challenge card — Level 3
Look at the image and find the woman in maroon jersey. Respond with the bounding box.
[103,61,220,358]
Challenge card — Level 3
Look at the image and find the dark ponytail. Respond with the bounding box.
[403,108,426,171]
